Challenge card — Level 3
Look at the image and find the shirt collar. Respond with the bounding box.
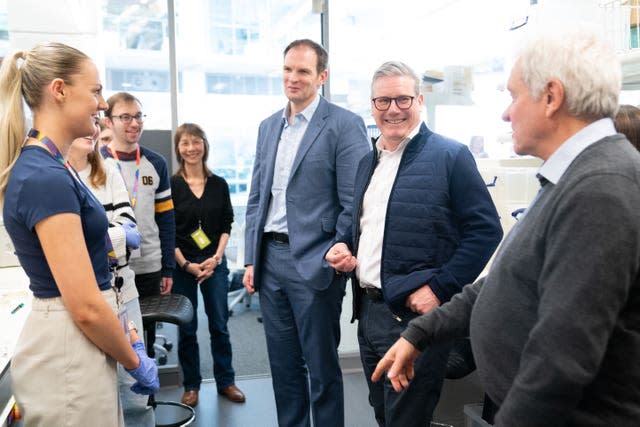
[282,94,321,125]
[375,122,421,154]
[538,118,616,185]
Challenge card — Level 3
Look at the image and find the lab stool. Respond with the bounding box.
[153,327,172,366]
[140,294,196,427]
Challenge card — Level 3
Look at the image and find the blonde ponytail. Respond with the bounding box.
[0,50,27,203]
[0,42,89,204]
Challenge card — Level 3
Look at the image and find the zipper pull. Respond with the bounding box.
[392,313,402,322]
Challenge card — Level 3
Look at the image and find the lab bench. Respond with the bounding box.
[0,267,30,427]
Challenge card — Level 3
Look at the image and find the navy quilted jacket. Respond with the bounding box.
[348,123,503,317]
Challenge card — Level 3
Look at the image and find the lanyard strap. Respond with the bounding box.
[27,129,65,165]
[109,145,141,208]
[28,128,118,269]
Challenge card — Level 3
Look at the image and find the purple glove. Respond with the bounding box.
[126,340,159,395]
[122,222,141,249]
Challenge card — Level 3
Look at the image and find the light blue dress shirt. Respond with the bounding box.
[538,117,617,185]
[264,94,321,233]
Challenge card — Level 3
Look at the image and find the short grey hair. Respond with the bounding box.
[516,30,621,120]
[371,61,420,97]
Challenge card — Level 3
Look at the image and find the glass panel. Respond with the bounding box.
[101,0,171,131]
[175,0,321,270]
[103,0,168,51]
[0,1,8,58]
[329,0,516,159]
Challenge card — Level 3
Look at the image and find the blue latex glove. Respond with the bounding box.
[123,222,141,249]
[126,340,159,395]
[130,382,157,395]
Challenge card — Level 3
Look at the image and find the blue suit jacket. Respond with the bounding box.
[244,96,370,291]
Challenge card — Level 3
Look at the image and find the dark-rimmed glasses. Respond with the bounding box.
[111,113,146,124]
[372,96,415,111]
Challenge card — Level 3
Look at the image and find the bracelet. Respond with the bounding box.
[182,260,191,270]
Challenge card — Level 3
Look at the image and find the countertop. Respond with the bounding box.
[0,267,30,379]
[0,266,29,425]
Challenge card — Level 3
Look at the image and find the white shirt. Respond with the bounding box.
[356,124,420,288]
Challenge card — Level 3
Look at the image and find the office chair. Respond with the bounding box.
[140,294,196,427]
[153,324,172,366]
[228,268,251,316]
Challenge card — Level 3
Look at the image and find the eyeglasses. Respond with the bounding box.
[371,96,415,111]
[111,113,146,124]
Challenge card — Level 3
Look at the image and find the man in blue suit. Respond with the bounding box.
[242,39,370,427]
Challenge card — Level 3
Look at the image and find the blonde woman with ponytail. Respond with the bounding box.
[0,42,158,426]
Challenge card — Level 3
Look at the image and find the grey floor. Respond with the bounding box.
[155,372,484,427]
[154,289,485,427]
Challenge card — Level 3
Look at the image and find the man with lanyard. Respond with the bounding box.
[101,92,175,358]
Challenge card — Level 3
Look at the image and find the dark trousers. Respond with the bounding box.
[482,394,498,424]
[358,292,451,427]
[135,270,162,358]
[259,239,346,427]
[172,255,235,391]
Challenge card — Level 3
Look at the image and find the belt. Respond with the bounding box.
[263,232,289,244]
[361,286,383,301]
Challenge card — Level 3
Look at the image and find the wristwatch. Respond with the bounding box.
[182,260,191,270]
[128,320,138,333]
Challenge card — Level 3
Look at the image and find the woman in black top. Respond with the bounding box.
[171,123,245,406]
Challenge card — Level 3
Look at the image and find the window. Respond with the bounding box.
[205,73,281,95]
[103,0,167,51]
[107,69,181,92]
[329,0,515,159]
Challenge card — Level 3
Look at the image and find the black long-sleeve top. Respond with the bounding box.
[171,174,233,259]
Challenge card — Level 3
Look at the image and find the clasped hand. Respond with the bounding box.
[185,258,217,283]
[325,242,357,273]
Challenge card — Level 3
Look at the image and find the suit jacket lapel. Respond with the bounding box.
[289,97,328,181]
[262,116,286,196]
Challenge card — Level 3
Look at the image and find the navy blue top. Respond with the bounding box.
[3,145,112,298]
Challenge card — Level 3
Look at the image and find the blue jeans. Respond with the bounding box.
[358,293,451,427]
[172,255,235,391]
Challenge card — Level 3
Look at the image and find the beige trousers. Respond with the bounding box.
[11,289,124,427]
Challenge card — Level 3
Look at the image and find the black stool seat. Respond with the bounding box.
[140,294,194,326]
[139,294,196,427]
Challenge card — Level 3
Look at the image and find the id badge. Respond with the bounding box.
[118,305,130,338]
[191,227,212,250]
